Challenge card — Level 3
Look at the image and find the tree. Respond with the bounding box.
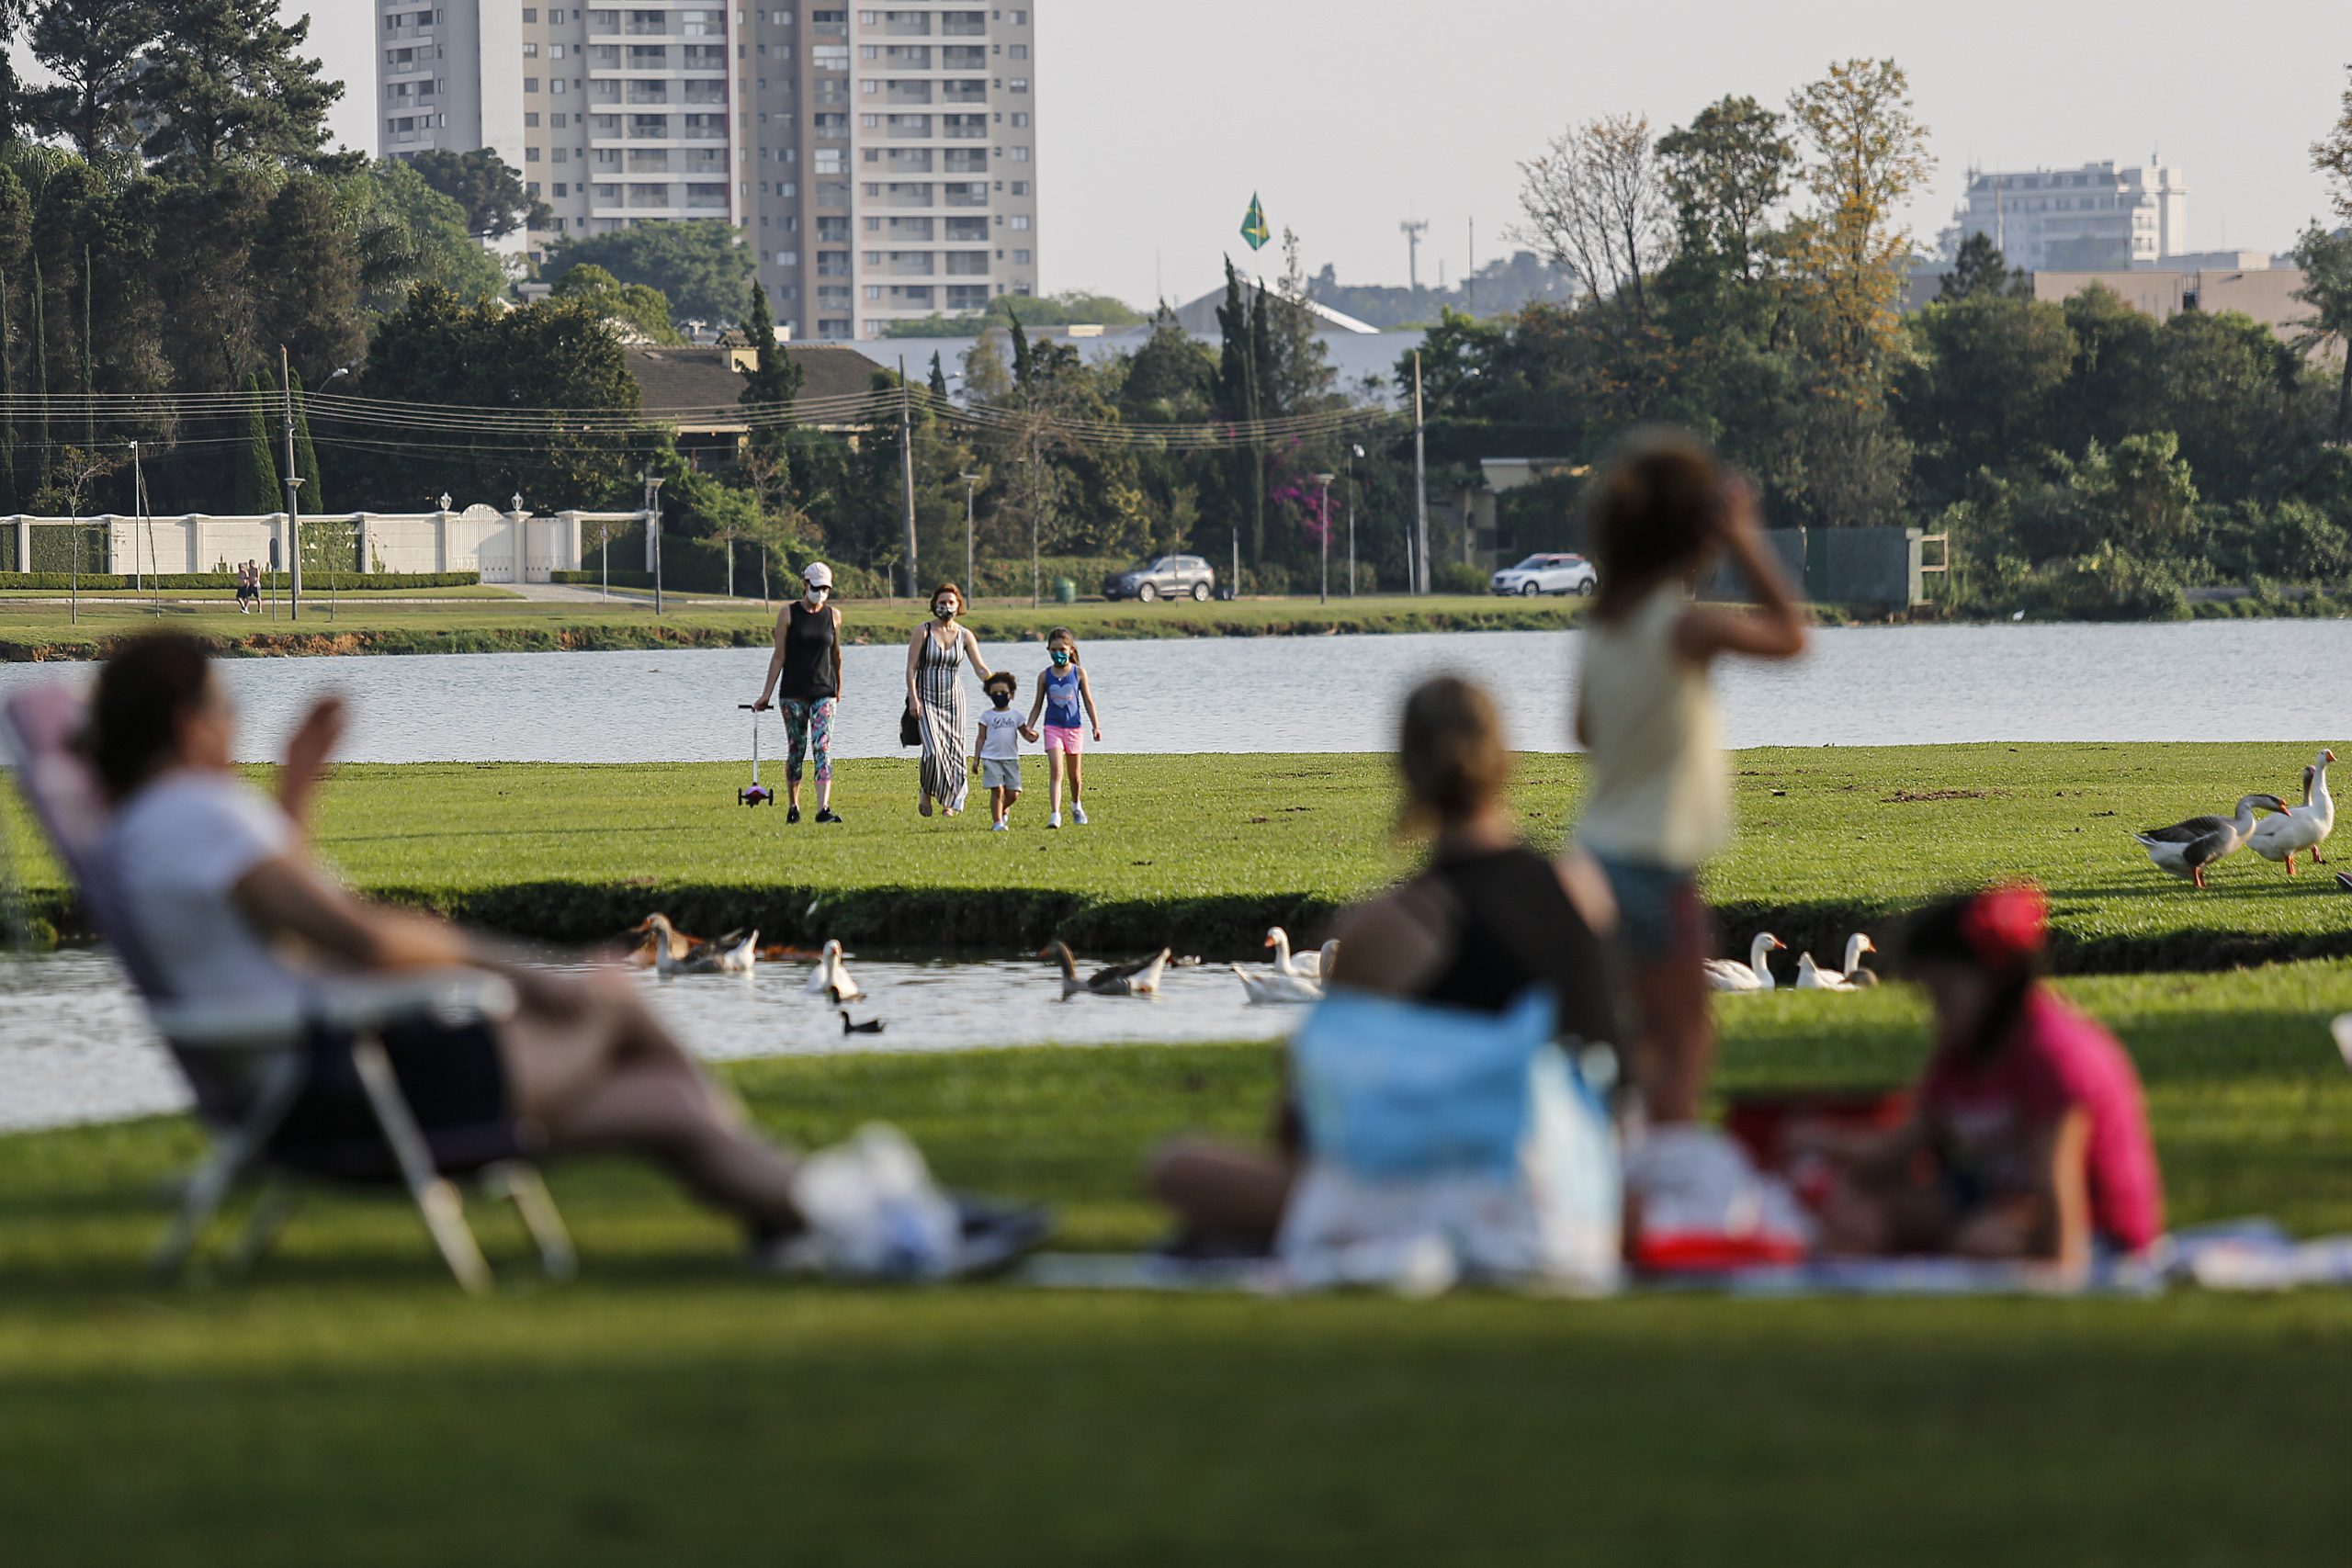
[2316,63,2352,226]
[405,148,548,240]
[0,0,38,141]
[23,0,162,162]
[548,264,682,344]
[1657,95,1793,284]
[27,251,46,501]
[927,351,949,402]
[1901,293,2076,491]
[0,267,16,513]
[737,276,802,503]
[1939,231,2027,301]
[139,0,341,175]
[348,157,509,310]
[542,220,755,329]
[1512,112,1672,318]
[1785,59,1935,379]
[255,175,366,381]
[2291,224,2352,445]
[289,367,323,513]
[233,370,280,515]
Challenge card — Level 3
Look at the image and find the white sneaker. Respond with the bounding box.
[1046,813,1061,829]
[991,819,1010,832]
[1071,804,1089,826]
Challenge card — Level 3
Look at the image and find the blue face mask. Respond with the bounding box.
[1050,649,1070,668]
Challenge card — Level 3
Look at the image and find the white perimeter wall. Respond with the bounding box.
[40,512,594,581]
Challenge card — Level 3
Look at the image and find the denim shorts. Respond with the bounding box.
[1589,852,1707,963]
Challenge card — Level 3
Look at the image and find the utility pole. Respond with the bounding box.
[1412,353,1430,595]
[898,356,919,592]
[641,468,666,615]
[1312,473,1334,604]
[280,344,302,621]
[1466,217,1476,314]
[1400,219,1430,294]
[960,471,979,596]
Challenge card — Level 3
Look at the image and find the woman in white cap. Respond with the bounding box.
[750,560,845,823]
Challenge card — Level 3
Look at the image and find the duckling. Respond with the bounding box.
[839,1010,886,1036]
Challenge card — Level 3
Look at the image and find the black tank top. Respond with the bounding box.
[778,601,838,701]
[1412,845,1620,1047]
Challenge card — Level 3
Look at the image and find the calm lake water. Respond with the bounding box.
[0,948,1301,1134]
[0,619,2340,765]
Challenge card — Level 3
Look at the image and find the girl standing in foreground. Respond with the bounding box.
[1574,432,1807,1125]
[905,582,994,817]
[1024,626,1102,829]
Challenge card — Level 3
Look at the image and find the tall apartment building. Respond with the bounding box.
[377,4,1043,341]
[1953,161,2188,271]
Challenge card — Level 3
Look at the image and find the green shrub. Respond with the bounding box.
[1434,560,1488,595]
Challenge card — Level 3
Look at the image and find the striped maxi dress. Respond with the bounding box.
[916,626,970,810]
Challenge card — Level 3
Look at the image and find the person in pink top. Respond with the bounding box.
[1801,886,2165,1271]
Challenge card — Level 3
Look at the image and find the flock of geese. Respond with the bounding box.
[2133,749,2336,889]
[621,916,1346,1018]
[1703,931,1880,995]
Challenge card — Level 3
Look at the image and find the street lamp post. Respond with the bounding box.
[1311,473,1335,604]
[641,468,667,615]
[960,471,980,597]
[280,345,302,622]
[1347,444,1364,597]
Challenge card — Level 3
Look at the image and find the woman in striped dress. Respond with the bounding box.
[904,582,994,816]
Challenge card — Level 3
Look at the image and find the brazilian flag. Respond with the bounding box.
[1240,193,1270,252]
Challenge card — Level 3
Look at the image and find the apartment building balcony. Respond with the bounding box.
[881,11,933,36]
[943,149,986,174]
[944,251,989,276]
[941,13,985,38]
[942,185,988,209]
[878,185,934,209]
[886,116,933,138]
[882,47,932,68]
[941,119,985,140]
[941,47,986,70]
[883,218,934,240]
[886,84,933,106]
[941,85,987,106]
[683,186,729,211]
[886,150,934,174]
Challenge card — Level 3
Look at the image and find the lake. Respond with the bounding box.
[0,947,1303,1134]
[0,619,2338,765]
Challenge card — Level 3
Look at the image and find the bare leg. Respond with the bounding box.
[1149,1137,1295,1249]
[1067,751,1084,807]
[496,973,801,1229]
[1047,750,1066,817]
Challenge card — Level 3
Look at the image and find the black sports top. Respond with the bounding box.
[1410,845,1620,1046]
[778,600,839,701]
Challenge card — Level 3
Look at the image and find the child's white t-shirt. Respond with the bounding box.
[977,706,1025,760]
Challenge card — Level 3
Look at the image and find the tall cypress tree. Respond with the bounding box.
[927,350,949,402]
[233,370,280,517]
[28,254,47,504]
[289,367,322,511]
[0,269,17,517]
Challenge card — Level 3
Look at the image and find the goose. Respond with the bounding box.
[2338,872,2352,895]
[1234,942,1336,1005]
[660,927,759,977]
[1794,952,1860,993]
[1265,926,1324,978]
[1704,933,1785,993]
[626,912,706,969]
[1810,933,1878,990]
[804,939,862,1002]
[2133,794,2291,890]
[1041,942,1170,998]
[2249,750,2335,876]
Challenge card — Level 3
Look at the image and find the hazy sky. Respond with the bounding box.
[309,0,2346,307]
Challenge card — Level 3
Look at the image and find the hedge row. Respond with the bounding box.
[0,570,481,592]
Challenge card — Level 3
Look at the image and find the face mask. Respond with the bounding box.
[804,587,828,605]
[934,602,956,620]
[991,692,1012,708]
[1050,649,1070,668]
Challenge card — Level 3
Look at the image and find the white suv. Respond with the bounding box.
[1490,552,1598,597]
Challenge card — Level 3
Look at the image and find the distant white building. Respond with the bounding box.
[1955,161,2188,271]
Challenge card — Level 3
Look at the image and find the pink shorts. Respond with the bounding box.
[1043,725,1085,755]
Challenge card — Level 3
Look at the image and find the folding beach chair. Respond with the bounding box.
[0,684,572,1294]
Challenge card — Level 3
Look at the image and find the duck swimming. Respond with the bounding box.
[804,940,862,1002]
[1041,942,1170,998]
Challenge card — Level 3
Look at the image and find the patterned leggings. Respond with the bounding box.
[783,698,837,784]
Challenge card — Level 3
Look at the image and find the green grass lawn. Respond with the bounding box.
[0,592,1581,660]
[8,744,2337,966]
[2,964,2346,1564]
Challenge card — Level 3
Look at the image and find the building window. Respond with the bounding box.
[525,78,540,92]
[1011,111,1028,127]
[1011,146,1027,162]
[1009,44,1025,59]
[554,182,569,197]
[524,6,537,18]
[526,111,542,126]
[1010,214,1029,230]
[525,41,540,57]
[526,146,542,161]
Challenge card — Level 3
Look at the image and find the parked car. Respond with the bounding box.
[1102,554,1216,603]
[1489,552,1598,597]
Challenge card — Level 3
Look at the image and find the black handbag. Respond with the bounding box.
[900,703,922,748]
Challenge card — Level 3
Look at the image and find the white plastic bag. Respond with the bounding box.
[788,1123,961,1281]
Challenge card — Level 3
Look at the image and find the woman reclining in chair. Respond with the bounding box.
[90,633,811,1264]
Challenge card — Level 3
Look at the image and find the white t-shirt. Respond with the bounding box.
[105,771,305,1009]
[977,706,1025,760]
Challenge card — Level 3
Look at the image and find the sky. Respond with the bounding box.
[307,0,2346,308]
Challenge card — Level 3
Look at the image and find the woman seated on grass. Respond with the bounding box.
[1798,886,2165,1272]
[90,632,810,1263]
[1150,675,1622,1252]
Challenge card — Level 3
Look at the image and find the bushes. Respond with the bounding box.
[1433,560,1489,595]
[2012,548,2190,622]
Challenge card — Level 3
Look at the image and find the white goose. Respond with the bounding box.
[1235,942,1335,1005]
[1794,952,1860,993]
[1264,926,1324,979]
[2133,794,2291,890]
[1703,933,1785,993]
[2249,750,2335,876]
[803,939,863,1002]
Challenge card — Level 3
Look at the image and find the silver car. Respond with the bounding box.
[1490,552,1598,597]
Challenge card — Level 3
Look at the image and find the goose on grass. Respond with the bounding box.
[2133,794,2290,890]
[2249,750,2335,876]
[1704,933,1784,993]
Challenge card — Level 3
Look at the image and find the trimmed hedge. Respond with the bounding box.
[0,570,481,592]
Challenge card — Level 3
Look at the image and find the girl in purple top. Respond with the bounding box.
[1800,886,2165,1270]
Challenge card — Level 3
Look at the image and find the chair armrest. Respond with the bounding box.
[153,971,520,1054]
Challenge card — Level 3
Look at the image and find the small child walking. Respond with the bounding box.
[1023,626,1102,829]
[975,671,1034,831]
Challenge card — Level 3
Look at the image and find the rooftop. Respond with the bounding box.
[623,345,888,431]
